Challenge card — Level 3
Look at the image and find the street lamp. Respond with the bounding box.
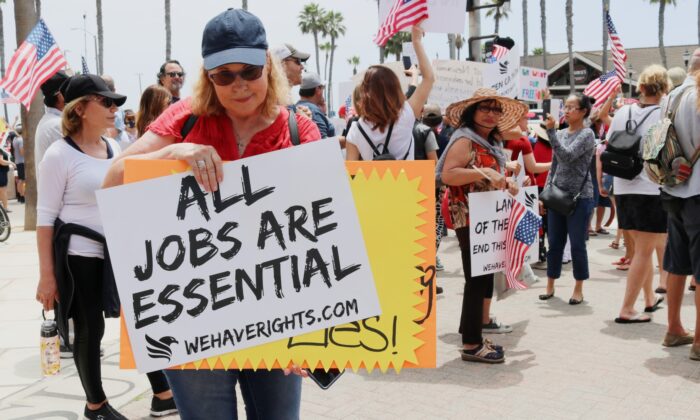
[683,49,691,69]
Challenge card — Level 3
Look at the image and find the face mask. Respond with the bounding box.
[125,119,136,128]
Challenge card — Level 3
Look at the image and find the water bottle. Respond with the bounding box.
[40,311,60,376]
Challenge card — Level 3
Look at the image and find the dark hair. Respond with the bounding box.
[137,85,172,137]
[422,115,442,128]
[157,60,183,85]
[459,99,501,144]
[298,87,316,98]
[570,93,596,118]
[360,65,404,131]
[44,92,60,108]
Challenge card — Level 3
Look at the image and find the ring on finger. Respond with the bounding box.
[196,160,206,169]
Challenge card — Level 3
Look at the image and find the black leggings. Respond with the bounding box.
[455,228,494,345]
[68,256,170,403]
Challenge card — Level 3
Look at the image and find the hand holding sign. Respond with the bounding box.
[169,143,224,193]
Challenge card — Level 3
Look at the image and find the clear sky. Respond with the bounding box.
[1,0,696,119]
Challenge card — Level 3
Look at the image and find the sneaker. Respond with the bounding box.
[435,256,445,271]
[482,318,512,334]
[532,261,547,271]
[84,402,128,420]
[690,344,700,361]
[150,396,178,417]
[60,343,73,359]
[562,259,572,265]
[663,330,695,347]
[460,344,504,364]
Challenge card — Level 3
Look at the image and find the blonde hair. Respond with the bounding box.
[636,65,670,98]
[190,52,289,119]
[352,84,363,117]
[61,97,90,137]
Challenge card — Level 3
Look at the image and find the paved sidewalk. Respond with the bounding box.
[1,198,699,420]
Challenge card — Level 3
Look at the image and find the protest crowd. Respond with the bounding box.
[0,3,699,420]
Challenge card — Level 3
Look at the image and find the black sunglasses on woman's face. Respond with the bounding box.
[208,66,264,86]
[89,96,117,108]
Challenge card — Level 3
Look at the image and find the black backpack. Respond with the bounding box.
[601,105,659,180]
[356,122,410,160]
[412,121,432,160]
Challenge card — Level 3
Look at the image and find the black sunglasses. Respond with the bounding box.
[208,66,264,86]
[284,57,302,66]
[90,95,117,108]
[166,71,185,78]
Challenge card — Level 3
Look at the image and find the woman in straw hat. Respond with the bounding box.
[437,88,525,363]
[539,94,596,305]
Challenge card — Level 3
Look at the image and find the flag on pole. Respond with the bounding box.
[81,56,90,75]
[374,0,429,47]
[606,11,627,80]
[0,89,20,105]
[583,70,622,106]
[505,198,541,290]
[491,45,509,61]
[0,19,66,109]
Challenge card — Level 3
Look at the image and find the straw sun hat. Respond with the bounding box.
[445,88,528,132]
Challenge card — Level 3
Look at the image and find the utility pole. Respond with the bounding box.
[469,0,482,62]
[136,73,143,95]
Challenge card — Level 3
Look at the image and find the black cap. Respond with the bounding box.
[40,72,69,98]
[60,74,127,106]
[202,9,268,71]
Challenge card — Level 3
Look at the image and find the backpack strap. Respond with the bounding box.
[180,114,199,140]
[288,107,300,146]
[381,123,395,155]
[356,123,383,157]
[625,105,659,134]
[668,85,694,121]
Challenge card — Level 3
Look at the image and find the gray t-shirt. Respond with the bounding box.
[12,136,24,164]
[547,127,595,199]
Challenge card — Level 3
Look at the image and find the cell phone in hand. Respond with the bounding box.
[542,99,551,118]
[305,368,345,390]
[402,56,412,70]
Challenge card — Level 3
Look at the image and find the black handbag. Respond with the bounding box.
[540,158,590,216]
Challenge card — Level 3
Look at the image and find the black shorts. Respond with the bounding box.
[664,195,700,280]
[16,163,25,180]
[615,194,667,233]
[0,170,7,187]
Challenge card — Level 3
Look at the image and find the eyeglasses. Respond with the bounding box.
[89,95,117,108]
[476,105,503,115]
[284,57,302,66]
[208,66,265,86]
[166,71,185,78]
[564,106,582,111]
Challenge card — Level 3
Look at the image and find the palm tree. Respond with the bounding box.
[242,0,248,10]
[485,0,510,34]
[96,0,103,75]
[347,55,360,75]
[602,0,609,73]
[298,3,325,75]
[34,0,40,16]
[323,10,345,115]
[164,0,171,60]
[375,0,384,64]
[447,34,456,60]
[650,0,677,68]
[532,47,544,55]
[522,0,528,65]
[0,0,8,122]
[14,0,42,229]
[455,34,465,60]
[319,41,331,79]
[566,0,574,93]
[383,32,411,62]
[540,0,547,69]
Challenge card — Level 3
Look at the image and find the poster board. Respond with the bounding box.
[118,160,437,373]
[482,47,521,98]
[519,67,549,102]
[429,60,486,110]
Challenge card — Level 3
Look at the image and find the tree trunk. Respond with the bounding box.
[659,1,667,68]
[522,0,528,64]
[34,0,40,17]
[448,34,456,60]
[323,50,329,80]
[0,5,8,122]
[164,0,171,60]
[328,39,335,116]
[379,46,385,64]
[242,0,248,10]
[457,47,461,61]
[14,0,42,230]
[313,32,320,75]
[601,0,609,73]
[698,0,700,44]
[566,0,575,93]
[96,0,103,75]
[540,0,547,69]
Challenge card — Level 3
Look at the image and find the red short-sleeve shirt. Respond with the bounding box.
[148,99,322,159]
[504,136,533,161]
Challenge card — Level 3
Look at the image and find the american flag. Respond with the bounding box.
[606,11,627,80]
[374,0,429,47]
[344,94,354,121]
[505,199,541,290]
[489,44,509,63]
[0,89,20,105]
[583,70,621,106]
[81,56,90,75]
[0,19,66,109]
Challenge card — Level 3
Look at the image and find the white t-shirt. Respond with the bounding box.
[34,107,63,171]
[608,104,662,196]
[37,137,121,258]
[346,102,415,161]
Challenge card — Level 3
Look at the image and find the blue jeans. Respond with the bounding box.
[164,369,302,420]
[547,198,594,281]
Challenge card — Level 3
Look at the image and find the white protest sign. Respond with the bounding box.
[352,61,409,94]
[378,0,467,34]
[402,42,418,68]
[482,47,520,98]
[519,67,549,102]
[515,154,526,187]
[551,98,563,120]
[337,80,355,110]
[468,186,540,276]
[96,141,381,372]
[429,59,486,110]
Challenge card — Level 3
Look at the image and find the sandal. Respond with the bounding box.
[644,294,665,313]
[609,240,620,249]
[460,344,505,364]
[596,228,610,235]
[588,229,598,237]
[612,257,628,266]
[617,260,632,271]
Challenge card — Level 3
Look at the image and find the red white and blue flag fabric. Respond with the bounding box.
[606,11,627,80]
[374,0,429,47]
[486,44,509,63]
[583,70,621,108]
[505,199,541,289]
[584,12,626,107]
[0,19,66,109]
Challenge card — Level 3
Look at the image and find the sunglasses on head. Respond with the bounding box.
[166,71,185,78]
[89,95,117,108]
[208,65,265,86]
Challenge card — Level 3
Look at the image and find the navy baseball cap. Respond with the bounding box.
[202,8,268,71]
